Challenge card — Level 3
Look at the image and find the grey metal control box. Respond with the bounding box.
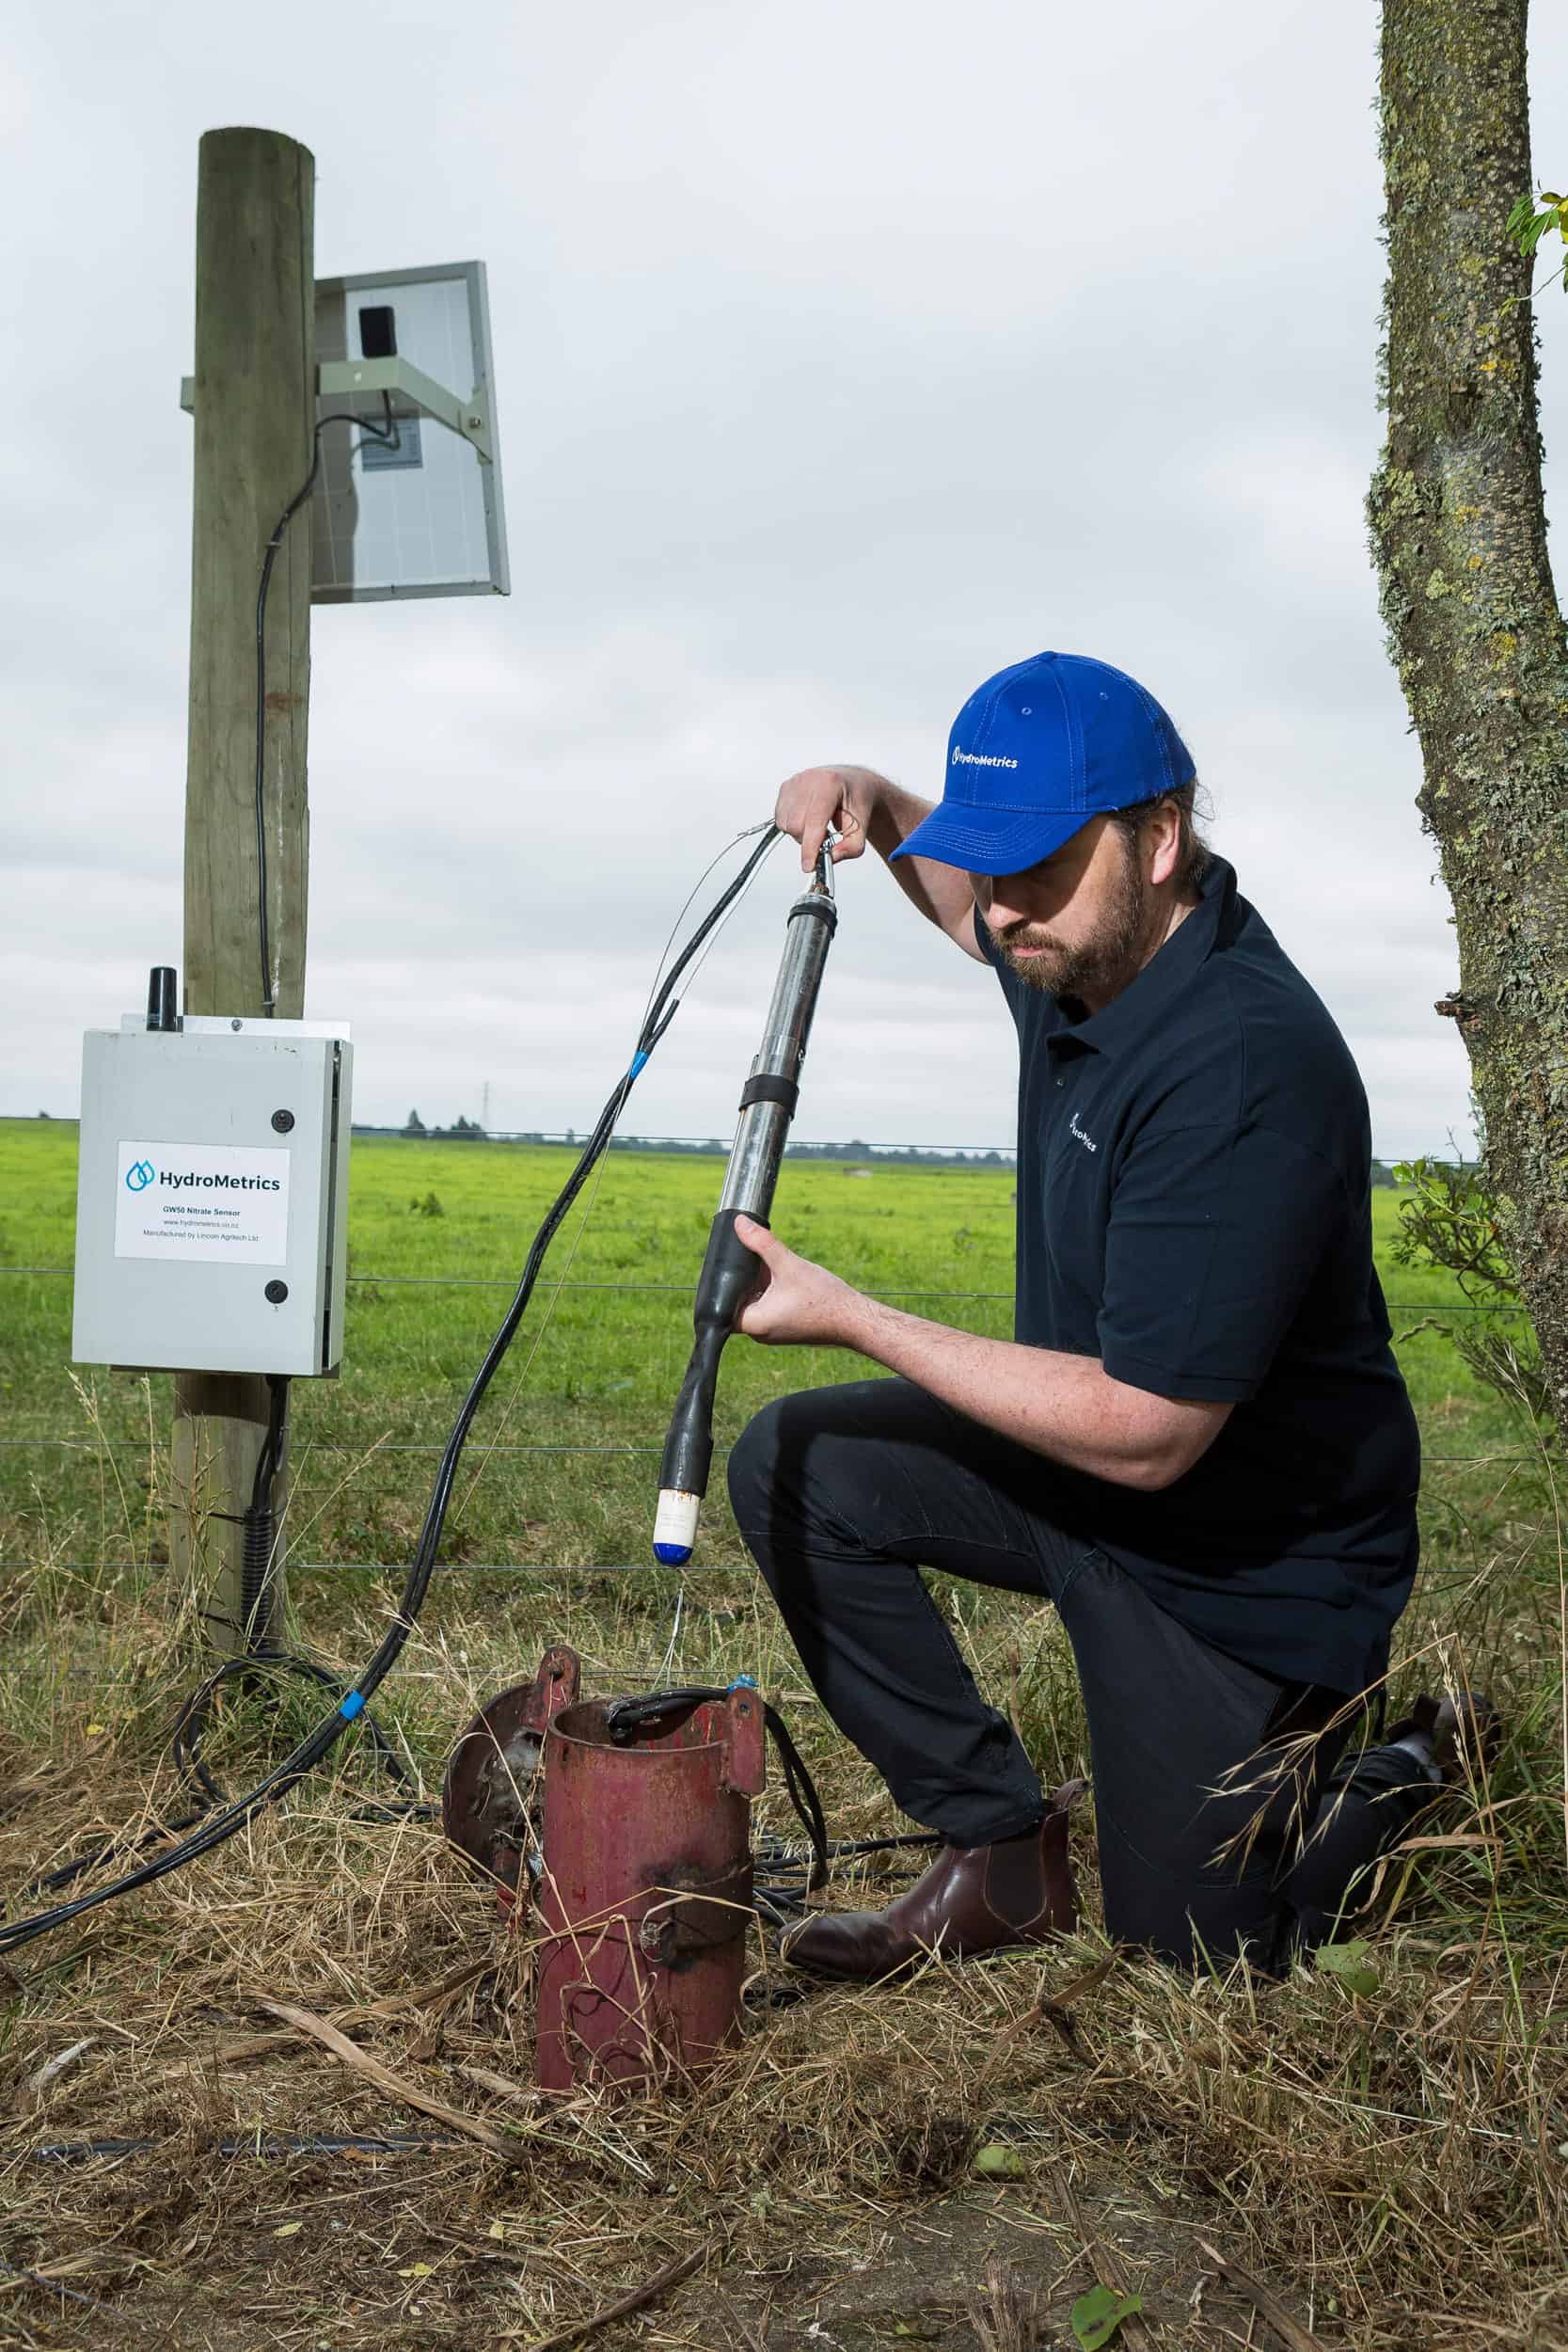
[72,1017,353,1377]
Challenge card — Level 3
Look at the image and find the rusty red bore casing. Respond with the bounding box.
[534,1687,765,2093]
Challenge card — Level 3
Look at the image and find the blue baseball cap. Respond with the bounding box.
[891,650,1196,878]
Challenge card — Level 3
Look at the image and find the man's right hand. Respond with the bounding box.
[772,766,890,875]
[771,763,985,958]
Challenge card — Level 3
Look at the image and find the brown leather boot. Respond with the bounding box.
[782,1783,1084,1982]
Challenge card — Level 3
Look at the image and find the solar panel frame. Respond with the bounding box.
[309,259,510,604]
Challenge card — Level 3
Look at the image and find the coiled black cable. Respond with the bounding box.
[237,1372,290,1650]
[20,1378,421,1907]
[597,1684,942,1931]
[0,828,780,1958]
[186,1372,419,1817]
[604,1683,831,1894]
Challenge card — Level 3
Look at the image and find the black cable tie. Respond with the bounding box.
[788,896,837,934]
[738,1073,800,1116]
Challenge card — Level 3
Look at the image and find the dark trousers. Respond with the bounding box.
[728,1379,1434,1972]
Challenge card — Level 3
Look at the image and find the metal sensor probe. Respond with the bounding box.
[654,845,839,1564]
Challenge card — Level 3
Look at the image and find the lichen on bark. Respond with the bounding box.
[1370,0,1568,1416]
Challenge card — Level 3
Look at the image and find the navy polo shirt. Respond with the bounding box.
[976,855,1420,1695]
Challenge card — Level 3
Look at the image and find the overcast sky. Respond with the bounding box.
[7,1,1568,1157]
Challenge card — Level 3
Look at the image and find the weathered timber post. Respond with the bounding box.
[1370,2,1568,1419]
[172,127,315,1652]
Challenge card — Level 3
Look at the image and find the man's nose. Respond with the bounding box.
[986,879,1030,930]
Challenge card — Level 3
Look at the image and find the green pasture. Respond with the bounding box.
[0,1115,1540,1583]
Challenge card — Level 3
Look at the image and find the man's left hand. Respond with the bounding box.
[732,1215,861,1348]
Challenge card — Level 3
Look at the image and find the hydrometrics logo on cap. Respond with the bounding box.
[951,747,1019,770]
[125,1159,155,1193]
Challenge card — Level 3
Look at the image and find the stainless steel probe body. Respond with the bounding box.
[654,849,838,1564]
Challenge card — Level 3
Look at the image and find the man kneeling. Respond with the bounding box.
[726,651,1489,1979]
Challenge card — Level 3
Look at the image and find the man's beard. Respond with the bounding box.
[990,838,1149,1002]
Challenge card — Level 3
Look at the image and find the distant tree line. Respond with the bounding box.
[360,1116,1403,1184]
[399,1110,486,1140]
[373,1113,1011,1167]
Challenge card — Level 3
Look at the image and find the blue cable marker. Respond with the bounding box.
[627,1048,650,1084]
[728,1674,758,1692]
[339,1691,366,1722]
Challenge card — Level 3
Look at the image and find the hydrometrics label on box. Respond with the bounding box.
[115,1140,291,1265]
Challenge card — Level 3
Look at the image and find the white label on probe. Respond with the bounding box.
[654,1490,701,1558]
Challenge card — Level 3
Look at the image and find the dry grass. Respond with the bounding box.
[2,1478,1564,2352]
[4,1210,1568,2352]
[5,1124,1564,2345]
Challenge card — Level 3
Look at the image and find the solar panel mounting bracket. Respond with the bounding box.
[179,358,492,465]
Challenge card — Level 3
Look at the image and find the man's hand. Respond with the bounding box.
[732,1214,860,1347]
[730,1218,1232,1489]
[773,765,986,959]
[772,766,889,876]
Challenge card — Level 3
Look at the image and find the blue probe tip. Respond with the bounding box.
[654,1542,693,1566]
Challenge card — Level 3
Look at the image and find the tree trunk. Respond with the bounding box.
[1370,0,1568,1419]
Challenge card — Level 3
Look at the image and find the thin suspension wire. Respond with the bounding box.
[655,1585,687,1685]
[451,824,781,1507]
[451,824,782,1521]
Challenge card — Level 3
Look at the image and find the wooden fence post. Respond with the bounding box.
[171,127,315,1653]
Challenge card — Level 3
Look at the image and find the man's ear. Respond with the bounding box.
[1146,799,1182,889]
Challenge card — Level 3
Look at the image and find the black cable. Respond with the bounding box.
[214,1371,416,1810]
[21,1691,432,1906]
[169,1653,419,1814]
[764,1708,832,1894]
[797,1832,941,1861]
[0,830,780,1960]
[599,1685,939,1927]
[604,1685,832,1893]
[20,1807,214,1900]
[20,1375,424,1907]
[238,1371,290,1651]
[254,401,398,1015]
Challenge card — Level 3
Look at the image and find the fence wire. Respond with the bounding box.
[0,1438,1535,1464]
[0,1263,1530,1311]
[1,1160,1541,1588]
[0,1560,718,1576]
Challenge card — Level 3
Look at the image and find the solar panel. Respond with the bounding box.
[310,260,509,603]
